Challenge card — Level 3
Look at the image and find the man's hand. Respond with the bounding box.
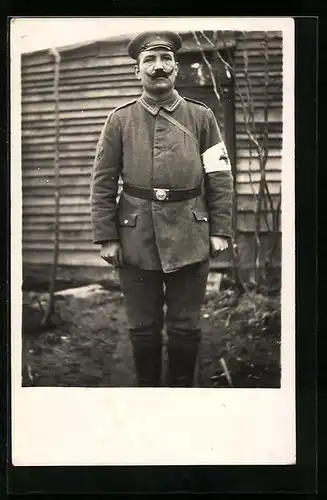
[100,241,124,267]
[210,236,229,258]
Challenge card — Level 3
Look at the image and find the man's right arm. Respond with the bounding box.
[100,240,123,267]
[90,112,123,245]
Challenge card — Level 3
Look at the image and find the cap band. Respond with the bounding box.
[127,31,182,59]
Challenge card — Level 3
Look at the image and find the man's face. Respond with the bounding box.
[135,49,179,96]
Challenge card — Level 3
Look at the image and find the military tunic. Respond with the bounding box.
[90,89,234,273]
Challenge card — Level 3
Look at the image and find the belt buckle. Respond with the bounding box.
[154,188,168,201]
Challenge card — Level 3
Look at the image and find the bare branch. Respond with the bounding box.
[275,185,282,229]
[191,31,221,102]
[214,44,235,75]
[261,185,272,233]
[220,357,234,387]
[262,32,270,168]
[247,169,271,231]
[34,295,45,314]
[263,179,276,229]
[246,119,272,234]
[27,365,34,382]
[247,158,257,202]
[224,43,259,144]
[243,48,258,141]
[199,30,215,48]
[264,184,281,267]
[245,130,265,157]
[194,29,281,287]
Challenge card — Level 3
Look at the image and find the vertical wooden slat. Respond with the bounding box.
[42,48,61,325]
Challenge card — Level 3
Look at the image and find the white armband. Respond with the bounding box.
[202,142,231,173]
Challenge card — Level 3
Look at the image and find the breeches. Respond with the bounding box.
[118,260,210,386]
[119,260,209,341]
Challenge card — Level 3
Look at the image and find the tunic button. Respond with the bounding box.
[204,217,208,222]
[124,219,128,224]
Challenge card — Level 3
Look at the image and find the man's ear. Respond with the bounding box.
[134,64,141,79]
[174,61,180,75]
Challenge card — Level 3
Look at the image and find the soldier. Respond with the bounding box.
[90,31,234,387]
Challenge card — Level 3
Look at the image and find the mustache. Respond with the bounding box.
[151,68,174,79]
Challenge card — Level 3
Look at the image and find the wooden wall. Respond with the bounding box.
[22,37,140,265]
[233,32,282,235]
[21,30,283,269]
[231,31,283,273]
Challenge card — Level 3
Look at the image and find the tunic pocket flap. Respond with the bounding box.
[119,213,138,227]
[192,210,209,222]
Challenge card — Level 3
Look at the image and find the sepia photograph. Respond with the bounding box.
[10,17,296,466]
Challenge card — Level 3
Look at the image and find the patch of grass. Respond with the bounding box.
[198,290,281,387]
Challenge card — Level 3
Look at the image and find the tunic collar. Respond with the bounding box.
[138,89,182,115]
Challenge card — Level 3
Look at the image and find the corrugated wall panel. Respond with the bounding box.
[233,31,283,233]
[21,44,136,265]
[21,30,283,267]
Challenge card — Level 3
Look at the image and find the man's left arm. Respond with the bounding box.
[201,108,234,252]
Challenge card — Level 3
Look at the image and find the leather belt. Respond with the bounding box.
[123,183,202,202]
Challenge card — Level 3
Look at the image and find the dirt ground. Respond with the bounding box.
[21,265,281,388]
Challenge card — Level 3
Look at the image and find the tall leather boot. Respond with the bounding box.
[130,333,162,387]
[166,336,200,388]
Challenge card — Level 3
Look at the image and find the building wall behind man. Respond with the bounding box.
[20,30,283,274]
